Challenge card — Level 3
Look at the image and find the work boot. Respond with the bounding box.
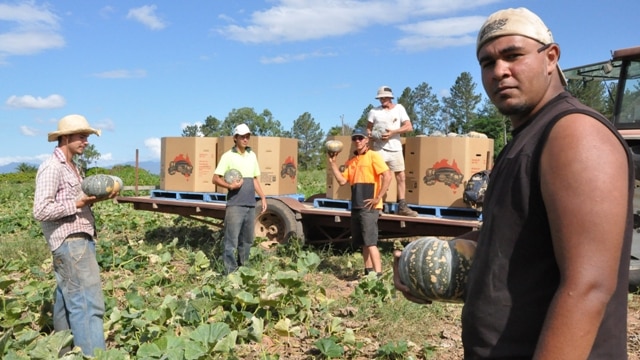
[397,200,418,217]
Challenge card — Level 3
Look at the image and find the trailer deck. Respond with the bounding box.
[116,193,481,244]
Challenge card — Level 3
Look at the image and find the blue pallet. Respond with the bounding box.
[150,190,304,203]
[312,197,481,220]
[151,190,211,201]
[405,204,482,221]
[313,198,351,211]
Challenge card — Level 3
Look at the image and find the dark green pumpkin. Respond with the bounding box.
[82,174,121,197]
[398,236,476,303]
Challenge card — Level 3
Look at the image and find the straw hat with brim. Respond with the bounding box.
[48,114,101,142]
[476,7,567,86]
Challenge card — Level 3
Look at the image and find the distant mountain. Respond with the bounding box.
[0,162,39,174]
[0,161,160,174]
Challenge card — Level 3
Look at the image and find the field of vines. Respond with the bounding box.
[1,166,640,359]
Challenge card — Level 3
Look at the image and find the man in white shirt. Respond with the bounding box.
[367,86,418,217]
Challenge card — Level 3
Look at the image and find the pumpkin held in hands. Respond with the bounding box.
[81,174,122,198]
[324,140,344,156]
[370,123,387,140]
[397,236,476,303]
[224,169,242,184]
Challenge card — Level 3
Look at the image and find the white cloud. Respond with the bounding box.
[218,1,387,43]
[395,16,485,52]
[20,125,38,137]
[260,50,337,64]
[145,137,161,159]
[217,0,499,44]
[0,2,64,57]
[127,5,167,30]
[91,69,147,79]
[6,94,66,109]
[94,118,115,132]
[99,152,113,161]
[99,6,115,19]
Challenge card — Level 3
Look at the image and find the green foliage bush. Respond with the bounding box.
[87,165,160,187]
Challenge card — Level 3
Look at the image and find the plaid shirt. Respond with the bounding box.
[33,147,96,251]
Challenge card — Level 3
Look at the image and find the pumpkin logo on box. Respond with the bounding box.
[280,156,297,181]
[167,154,193,180]
[423,159,464,189]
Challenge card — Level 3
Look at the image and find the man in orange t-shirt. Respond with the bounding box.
[328,128,392,276]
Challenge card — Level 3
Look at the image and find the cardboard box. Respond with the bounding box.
[325,136,354,200]
[160,137,218,192]
[217,136,298,196]
[405,136,494,207]
[325,135,398,203]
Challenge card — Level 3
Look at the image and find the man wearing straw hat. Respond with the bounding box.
[33,114,116,356]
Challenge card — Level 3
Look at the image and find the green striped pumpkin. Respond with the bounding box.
[397,236,476,303]
[81,174,122,198]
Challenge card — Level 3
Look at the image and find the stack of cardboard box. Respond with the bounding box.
[405,136,494,207]
[159,136,299,195]
[216,136,298,196]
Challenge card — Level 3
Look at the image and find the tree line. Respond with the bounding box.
[16,71,609,174]
[180,71,613,171]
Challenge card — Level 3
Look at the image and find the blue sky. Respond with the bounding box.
[1,0,638,168]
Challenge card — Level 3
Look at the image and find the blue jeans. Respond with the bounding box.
[222,206,256,274]
[52,237,106,356]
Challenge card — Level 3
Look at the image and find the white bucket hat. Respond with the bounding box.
[375,86,394,99]
[48,114,101,142]
[233,123,251,136]
[476,7,567,86]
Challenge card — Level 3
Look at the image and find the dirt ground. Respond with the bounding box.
[244,273,640,359]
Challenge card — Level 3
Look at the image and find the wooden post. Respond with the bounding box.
[135,149,139,196]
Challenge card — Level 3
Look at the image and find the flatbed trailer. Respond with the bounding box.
[116,194,481,245]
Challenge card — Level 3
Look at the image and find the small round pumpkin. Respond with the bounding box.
[397,237,476,303]
[224,169,242,184]
[82,174,121,198]
[325,140,344,155]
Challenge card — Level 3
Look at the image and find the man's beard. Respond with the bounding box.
[496,101,534,117]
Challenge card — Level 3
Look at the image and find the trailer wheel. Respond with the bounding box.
[255,198,303,246]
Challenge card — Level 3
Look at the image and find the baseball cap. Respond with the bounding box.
[375,86,394,99]
[351,128,367,139]
[476,7,567,86]
[233,123,251,136]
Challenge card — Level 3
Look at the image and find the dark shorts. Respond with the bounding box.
[351,209,379,247]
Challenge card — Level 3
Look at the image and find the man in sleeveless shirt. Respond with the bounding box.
[393,8,633,359]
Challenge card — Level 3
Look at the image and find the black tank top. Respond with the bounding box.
[461,92,633,359]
